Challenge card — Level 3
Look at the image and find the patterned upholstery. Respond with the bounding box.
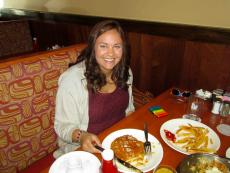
[0,44,86,173]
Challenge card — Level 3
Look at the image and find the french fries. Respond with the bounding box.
[174,124,215,154]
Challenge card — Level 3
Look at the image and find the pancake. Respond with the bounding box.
[111,135,146,166]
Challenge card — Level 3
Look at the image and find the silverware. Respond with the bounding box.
[95,145,143,173]
[95,145,105,152]
[144,122,151,154]
[115,156,143,173]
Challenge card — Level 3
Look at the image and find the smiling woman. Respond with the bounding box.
[54,20,135,159]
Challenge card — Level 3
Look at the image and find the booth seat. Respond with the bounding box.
[0,43,153,173]
[0,44,86,173]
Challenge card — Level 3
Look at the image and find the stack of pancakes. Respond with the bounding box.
[111,135,147,166]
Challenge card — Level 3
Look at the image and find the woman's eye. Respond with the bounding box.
[99,44,107,48]
[114,45,122,49]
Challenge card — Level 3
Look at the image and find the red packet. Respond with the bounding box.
[149,106,169,117]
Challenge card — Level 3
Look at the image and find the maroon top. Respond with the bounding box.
[87,87,129,134]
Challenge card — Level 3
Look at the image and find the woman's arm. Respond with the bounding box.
[54,87,82,143]
[55,84,101,153]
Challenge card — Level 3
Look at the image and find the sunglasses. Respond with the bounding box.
[171,88,191,97]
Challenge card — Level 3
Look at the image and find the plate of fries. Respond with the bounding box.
[160,118,220,155]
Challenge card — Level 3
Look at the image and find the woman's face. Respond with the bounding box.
[95,29,123,74]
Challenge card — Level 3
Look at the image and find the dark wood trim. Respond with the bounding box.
[1,8,230,44]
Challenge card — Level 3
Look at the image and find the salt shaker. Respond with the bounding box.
[211,99,222,114]
[101,149,118,173]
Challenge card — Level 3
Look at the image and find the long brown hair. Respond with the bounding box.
[73,20,130,92]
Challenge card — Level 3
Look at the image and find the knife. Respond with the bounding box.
[95,145,143,173]
[115,156,143,173]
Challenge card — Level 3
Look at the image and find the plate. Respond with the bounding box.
[178,153,230,173]
[226,147,230,159]
[160,118,220,155]
[49,151,101,173]
[217,124,230,136]
[102,128,163,173]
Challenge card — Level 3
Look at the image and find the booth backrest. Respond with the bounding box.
[0,44,86,173]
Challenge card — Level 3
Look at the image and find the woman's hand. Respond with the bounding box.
[80,131,102,153]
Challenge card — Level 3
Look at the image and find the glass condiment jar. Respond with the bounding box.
[220,101,230,116]
[101,149,118,173]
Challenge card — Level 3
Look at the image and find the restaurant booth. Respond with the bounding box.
[0,8,230,173]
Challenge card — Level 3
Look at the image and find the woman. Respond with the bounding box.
[54,20,135,158]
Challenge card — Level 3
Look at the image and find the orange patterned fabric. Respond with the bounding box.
[0,44,86,173]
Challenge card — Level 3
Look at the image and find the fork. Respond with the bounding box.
[144,122,151,154]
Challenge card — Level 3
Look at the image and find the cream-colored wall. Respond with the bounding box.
[3,0,230,29]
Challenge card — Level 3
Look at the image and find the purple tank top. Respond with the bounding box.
[87,87,129,134]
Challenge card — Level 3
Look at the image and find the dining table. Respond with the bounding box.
[42,88,230,173]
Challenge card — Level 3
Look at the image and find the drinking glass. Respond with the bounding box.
[182,94,204,122]
[216,101,230,136]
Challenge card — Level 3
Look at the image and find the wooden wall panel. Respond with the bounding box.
[179,42,230,92]
[129,34,185,96]
[128,32,141,88]
[29,21,91,50]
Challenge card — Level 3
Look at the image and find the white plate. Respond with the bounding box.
[226,147,230,159]
[49,151,101,173]
[102,128,163,173]
[160,118,220,155]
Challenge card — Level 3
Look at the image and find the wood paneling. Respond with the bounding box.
[1,9,230,95]
[128,33,185,96]
[130,34,230,95]
[141,34,184,95]
[29,21,91,50]
[179,42,230,91]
